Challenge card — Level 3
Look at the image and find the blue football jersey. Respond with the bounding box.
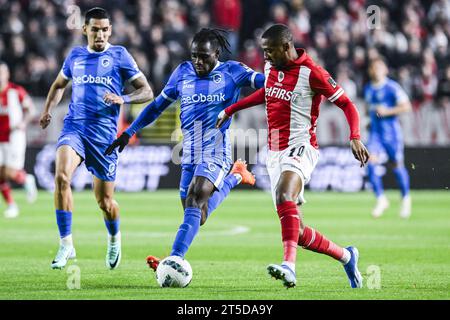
[60,43,142,144]
[364,78,409,142]
[126,60,264,165]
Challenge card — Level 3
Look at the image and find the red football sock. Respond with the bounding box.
[276,201,300,264]
[0,181,14,205]
[298,225,345,261]
[12,170,26,185]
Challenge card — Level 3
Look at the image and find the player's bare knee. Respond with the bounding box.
[55,171,71,190]
[98,197,113,213]
[186,192,207,209]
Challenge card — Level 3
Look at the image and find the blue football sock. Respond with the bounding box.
[104,218,120,236]
[393,166,410,198]
[56,210,72,238]
[206,174,239,219]
[367,163,384,197]
[170,207,201,258]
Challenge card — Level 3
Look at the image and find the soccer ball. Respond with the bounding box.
[155,255,193,288]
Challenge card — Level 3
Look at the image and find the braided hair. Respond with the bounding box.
[192,28,231,54]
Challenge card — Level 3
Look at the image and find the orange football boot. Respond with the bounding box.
[230,159,256,186]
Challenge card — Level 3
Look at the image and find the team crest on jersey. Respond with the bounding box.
[101,58,110,68]
[208,163,216,172]
[212,73,222,84]
[278,71,284,83]
[328,77,337,88]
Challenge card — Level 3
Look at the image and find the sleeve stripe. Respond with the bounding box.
[250,72,257,89]
[127,71,143,82]
[60,70,70,80]
[328,88,344,102]
[161,91,175,102]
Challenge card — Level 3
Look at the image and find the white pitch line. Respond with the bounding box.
[0,225,251,241]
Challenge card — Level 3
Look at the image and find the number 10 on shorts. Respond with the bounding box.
[288,146,305,158]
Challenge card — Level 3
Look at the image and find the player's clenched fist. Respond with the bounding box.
[39,112,52,129]
[215,110,230,128]
[103,93,124,105]
[104,132,131,155]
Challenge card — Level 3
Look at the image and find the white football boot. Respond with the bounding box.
[51,241,76,269]
[372,195,389,218]
[4,203,19,218]
[106,231,121,270]
[267,263,297,288]
[400,195,412,219]
[24,174,38,203]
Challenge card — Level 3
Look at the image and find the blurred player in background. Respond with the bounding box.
[365,58,412,219]
[217,24,369,288]
[0,61,38,218]
[106,28,264,268]
[39,7,154,270]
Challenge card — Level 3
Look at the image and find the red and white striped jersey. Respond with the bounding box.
[264,49,345,151]
[0,82,28,142]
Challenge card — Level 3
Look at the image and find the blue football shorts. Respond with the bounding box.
[56,129,118,182]
[179,161,231,199]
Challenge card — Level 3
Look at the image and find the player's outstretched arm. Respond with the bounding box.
[104,95,172,155]
[216,88,265,128]
[333,95,369,167]
[103,75,154,105]
[308,66,370,167]
[40,73,69,129]
[105,132,130,155]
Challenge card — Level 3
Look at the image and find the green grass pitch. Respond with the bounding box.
[0,189,448,300]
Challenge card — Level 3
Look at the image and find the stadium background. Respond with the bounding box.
[1,0,449,192]
[1,0,449,302]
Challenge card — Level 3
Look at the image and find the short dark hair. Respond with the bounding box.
[84,7,110,25]
[262,24,293,44]
[192,28,231,54]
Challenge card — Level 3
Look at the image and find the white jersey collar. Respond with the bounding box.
[212,61,221,72]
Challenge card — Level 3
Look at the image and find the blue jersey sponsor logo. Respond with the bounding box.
[180,92,226,104]
[60,44,141,144]
[159,61,263,165]
[73,75,113,86]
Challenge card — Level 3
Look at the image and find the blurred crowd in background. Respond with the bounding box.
[0,0,449,109]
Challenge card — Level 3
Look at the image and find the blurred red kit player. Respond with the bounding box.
[0,61,38,218]
[217,24,369,288]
